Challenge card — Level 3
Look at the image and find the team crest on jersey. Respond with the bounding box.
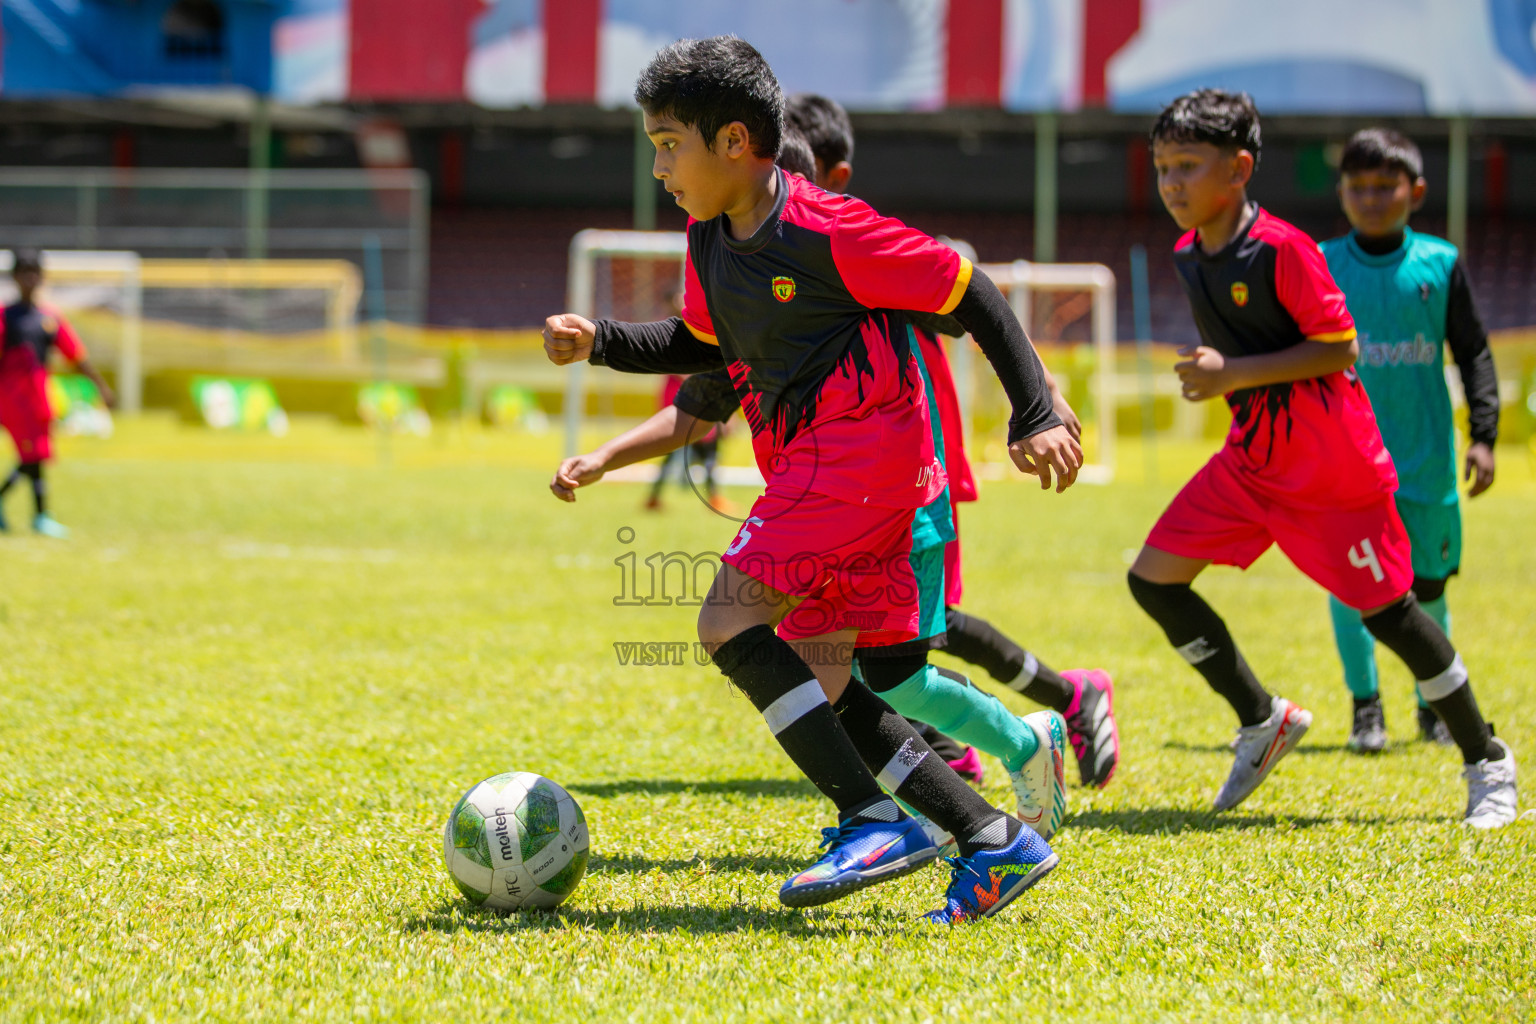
[771,276,796,302]
[1230,282,1250,307]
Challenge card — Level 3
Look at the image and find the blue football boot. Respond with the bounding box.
[922,824,1059,925]
[778,816,939,908]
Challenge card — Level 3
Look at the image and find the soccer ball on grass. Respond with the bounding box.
[442,771,590,910]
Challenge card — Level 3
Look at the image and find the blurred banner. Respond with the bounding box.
[5,0,1536,114]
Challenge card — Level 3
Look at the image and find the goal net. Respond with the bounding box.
[966,260,1118,483]
[562,231,1118,482]
[562,230,689,456]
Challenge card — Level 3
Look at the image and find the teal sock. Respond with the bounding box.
[883,664,1039,772]
[1328,595,1380,700]
[1415,594,1451,709]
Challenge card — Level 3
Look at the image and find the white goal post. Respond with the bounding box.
[0,249,143,413]
[562,229,1118,482]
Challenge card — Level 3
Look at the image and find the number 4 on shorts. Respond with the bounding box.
[1348,539,1385,583]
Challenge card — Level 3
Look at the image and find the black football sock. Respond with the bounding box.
[710,625,895,820]
[21,462,44,516]
[908,718,967,762]
[1128,573,1273,727]
[944,606,1072,711]
[0,462,21,499]
[832,680,1016,855]
[1363,594,1500,764]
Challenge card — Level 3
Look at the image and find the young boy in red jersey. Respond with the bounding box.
[545,38,1082,922]
[0,250,115,538]
[1127,91,1516,827]
[554,96,1120,798]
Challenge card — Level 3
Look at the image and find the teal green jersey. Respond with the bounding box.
[909,325,957,551]
[1320,229,1459,507]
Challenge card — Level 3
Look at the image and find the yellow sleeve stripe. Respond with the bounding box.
[1308,329,1357,343]
[685,321,718,345]
[937,256,974,316]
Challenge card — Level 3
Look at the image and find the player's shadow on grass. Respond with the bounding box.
[407,900,855,936]
[1162,741,1416,755]
[588,851,806,874]
[1067,807,1433,834]
[569,777,819,800]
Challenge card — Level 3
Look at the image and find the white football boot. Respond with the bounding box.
[1214,696,1311,812]
[1010,711,1069,840]
[1463,738,1518,829]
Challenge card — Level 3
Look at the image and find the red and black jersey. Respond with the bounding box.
[1172,207,1395,508]
[680,169,967,509]
[1,301,82,376]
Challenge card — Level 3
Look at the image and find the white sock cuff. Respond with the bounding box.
[762,679,826,734]
[1418,654,1469,702]
[876,738,929,792]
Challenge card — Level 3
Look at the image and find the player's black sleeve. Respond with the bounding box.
[673,367,741,423]
[950,269,1061,443]
[905,310,966,338]
[1445,258,1499,447]
[590,318,725,374]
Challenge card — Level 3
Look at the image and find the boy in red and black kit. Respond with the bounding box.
[1127,91,1516,827]
[546,38,1082,922]
[0,249,115,538]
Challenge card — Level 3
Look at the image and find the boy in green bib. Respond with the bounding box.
[1321,128,1500,752]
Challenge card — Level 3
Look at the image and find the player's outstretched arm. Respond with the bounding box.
[1174,338,1358,401]
[72,357,116,410]
[550,406,703,502]
[545,313,723,375]
[950,269,1083,492]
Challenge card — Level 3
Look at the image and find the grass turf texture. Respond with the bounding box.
[1,416,1533,1023]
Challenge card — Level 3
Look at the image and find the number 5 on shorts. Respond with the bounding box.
[1348,539,1385,583]
[725,516,765,558]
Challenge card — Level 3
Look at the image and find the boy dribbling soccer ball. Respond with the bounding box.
[545,37,1084,922]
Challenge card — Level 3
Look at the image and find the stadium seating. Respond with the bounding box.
[430,206,1536,344]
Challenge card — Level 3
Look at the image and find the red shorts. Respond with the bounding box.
[721,487,919,647]
[0,380,54,462]
[1147,448,1413,610]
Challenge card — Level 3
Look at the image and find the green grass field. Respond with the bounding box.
[2,417,1533,1023]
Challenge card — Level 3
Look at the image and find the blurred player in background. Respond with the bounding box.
[0,249,115,538]
[644,373,729,513]
[1127,91,1516,827]
[1322,128,1501,754]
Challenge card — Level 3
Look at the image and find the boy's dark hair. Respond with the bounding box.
[776,127,817,180]
[786,93,854,169]
[1339,127,1424,181]
[11,248,41,273]
[1151,89,1262,166]
[634,36,783,159]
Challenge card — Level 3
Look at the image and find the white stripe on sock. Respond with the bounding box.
[762,679,826,735]
[968,816,1008,848]
[876,737,929,791]
[1007,651,1041,689]
[1177,637,1219,665]
[1418,654,1469,702]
